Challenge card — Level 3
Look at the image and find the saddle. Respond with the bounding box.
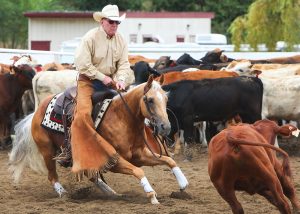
[52,86,118,127]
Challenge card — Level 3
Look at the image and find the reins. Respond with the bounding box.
[116,90,169,159]
[164,107,180,148]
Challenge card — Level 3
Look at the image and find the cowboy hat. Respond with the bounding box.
[93,4,126,22]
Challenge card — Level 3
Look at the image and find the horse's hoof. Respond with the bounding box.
[110,193,123,198]
[151,197,160,204]
[147,191,159,205]
[54,182,67,197]
[115,193,123,197]
[57,188,67,198]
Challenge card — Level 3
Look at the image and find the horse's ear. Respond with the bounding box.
[144,75,154,94]
[158,73,164,85]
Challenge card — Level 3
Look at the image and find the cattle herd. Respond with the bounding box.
[2,49,300,213]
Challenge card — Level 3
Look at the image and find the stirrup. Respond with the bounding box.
[55,150,72,168]
[54,146,71,160]
[57,159,72,168]
[54,146,72,167]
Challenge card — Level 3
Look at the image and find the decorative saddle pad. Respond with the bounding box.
[41,93,112,133]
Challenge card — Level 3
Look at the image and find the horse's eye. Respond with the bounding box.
[148,97,154,104]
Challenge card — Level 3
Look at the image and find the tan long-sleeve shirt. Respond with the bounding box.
[74,27,134,86]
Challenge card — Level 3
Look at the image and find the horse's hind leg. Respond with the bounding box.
[35,139,67,197]
[110,156,159,204]
[32,113,67,197]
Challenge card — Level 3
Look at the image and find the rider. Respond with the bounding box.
[69,4,134,175]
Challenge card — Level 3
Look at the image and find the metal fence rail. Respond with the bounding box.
[1,47,299,65]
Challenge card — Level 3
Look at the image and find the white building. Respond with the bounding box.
[24,11,214,52]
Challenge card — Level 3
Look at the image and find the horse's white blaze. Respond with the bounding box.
[172,166,189,190]
[151,81,166,102]
[54,182,67,197]
[156,91,163,102]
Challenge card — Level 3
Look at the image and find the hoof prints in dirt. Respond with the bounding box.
[69,186,93,200]
[170,190,192,200]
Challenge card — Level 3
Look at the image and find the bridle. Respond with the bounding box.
[143,95,158,133]
[117,89,170,158]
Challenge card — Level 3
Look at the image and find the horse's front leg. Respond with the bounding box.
[110,156,159,204]
[136,147,189,191]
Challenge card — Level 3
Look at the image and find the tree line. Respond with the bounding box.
[1,0,299,51]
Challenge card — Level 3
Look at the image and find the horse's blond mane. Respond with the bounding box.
[113,81,164,102]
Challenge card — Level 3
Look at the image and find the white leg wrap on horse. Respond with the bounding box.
[172,166,189,190]
[140,177,154,193]
[54,182,67,197]
[95,178,117,195]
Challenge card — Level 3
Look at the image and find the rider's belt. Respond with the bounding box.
[78,74,93,83]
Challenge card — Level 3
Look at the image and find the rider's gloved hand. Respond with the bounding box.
[116,81,126,90]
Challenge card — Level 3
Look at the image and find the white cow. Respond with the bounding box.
[261,76,300,121]
[260,75,300,146]
[32,70,78,110]
[222,62,300,147]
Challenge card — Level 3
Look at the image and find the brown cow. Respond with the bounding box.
[128,55,156,66]
[156,70,238,85]
[0,63,12,74]
[42,62,65,71]
[208,119,300,214]
[249,55,300,64]
[0,63,36,149]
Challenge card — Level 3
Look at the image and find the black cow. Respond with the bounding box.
[154,51,227,71]
[200,48,235,63]
[157,64,218,74]
[131,60,215,85]
[162,76,263,155]
[176,53,201,65]
[131,61,160,85]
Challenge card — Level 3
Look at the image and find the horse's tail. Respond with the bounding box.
[8,113,47,183]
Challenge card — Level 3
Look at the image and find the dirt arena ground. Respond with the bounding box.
[1,138,300,214]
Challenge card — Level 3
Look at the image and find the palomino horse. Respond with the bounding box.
[9,75,189,204]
